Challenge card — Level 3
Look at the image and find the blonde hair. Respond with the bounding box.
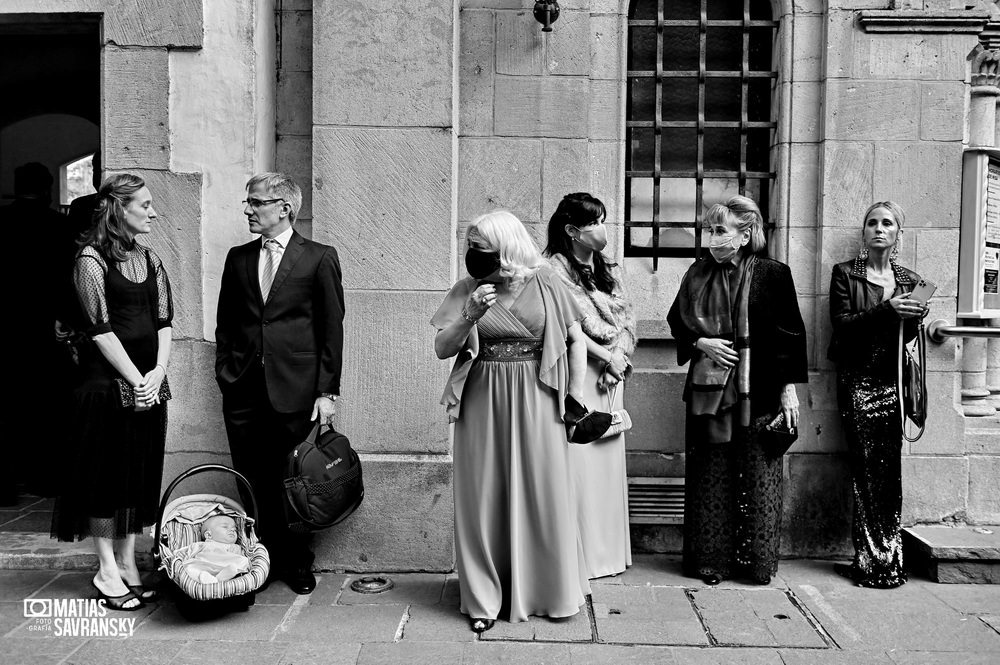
[468,210,541,284]
[703,195,766,254]
[863,200,905,228]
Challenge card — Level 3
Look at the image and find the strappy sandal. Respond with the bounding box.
[91,581,145,611]
[128,584,160,602]
[470,618,495,633]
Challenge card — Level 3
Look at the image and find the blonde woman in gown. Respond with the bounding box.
[545,193,636,579]
[432,210,591,633]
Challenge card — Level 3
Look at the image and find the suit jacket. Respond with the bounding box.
[827,259,919,367]
[215,230,345,413]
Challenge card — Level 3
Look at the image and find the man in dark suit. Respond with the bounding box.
[215,172,345,594]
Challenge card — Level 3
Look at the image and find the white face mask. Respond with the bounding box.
[709,232,742,263]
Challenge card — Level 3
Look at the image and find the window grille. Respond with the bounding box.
[626,0,779,270]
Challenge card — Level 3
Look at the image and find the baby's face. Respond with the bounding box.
[202,516,238,544]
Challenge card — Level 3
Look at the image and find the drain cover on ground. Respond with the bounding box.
[350,576,394,594]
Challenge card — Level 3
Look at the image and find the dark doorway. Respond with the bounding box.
[0,13,100,508]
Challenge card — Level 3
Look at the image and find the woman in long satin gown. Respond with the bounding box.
[432,210,590,633]
[829,200,927,589]
[544,192,636,579]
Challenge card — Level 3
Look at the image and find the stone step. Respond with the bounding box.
[902,524,1000,584]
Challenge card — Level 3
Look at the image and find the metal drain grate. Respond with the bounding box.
[628,477,685,524]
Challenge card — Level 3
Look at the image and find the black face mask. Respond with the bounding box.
[465,248,501,279]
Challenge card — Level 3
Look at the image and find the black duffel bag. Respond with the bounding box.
[283,423,364,532]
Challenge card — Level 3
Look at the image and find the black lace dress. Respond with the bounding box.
[52,243,173,541]
[667,258,808,583]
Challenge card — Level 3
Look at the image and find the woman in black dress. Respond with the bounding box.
[53,174,173,610]
[667,195,807,585]
[828,200,925,589]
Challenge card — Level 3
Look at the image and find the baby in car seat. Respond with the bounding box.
[180,514,251,584]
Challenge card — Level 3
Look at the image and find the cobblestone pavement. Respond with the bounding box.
[2,556,998,664]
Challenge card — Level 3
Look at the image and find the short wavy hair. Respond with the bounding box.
[703,195,766,255]
[246,172,302,223]
[467,210,541,284]
[862,200,906,229]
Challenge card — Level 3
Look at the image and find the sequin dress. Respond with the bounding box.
[52,243,173,542]
[829,258,918,589]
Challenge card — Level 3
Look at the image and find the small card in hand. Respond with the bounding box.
[112,376,172,408]
[761,411,797,457]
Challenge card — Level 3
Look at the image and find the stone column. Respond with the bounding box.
[987,320,1000,410]
[961,47,999,417]
[309,0,459,570]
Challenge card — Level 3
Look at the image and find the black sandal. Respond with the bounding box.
[91,582,145,611]
[128,584,160,602]
[470,618,495,633]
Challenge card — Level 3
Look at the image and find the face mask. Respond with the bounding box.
[572,225,608,252]
[708,232,743,264]
[465,247,501,279]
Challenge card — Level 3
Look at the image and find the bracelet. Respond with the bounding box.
[460,308,477,324]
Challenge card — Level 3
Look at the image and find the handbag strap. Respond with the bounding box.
[605,383,619,413]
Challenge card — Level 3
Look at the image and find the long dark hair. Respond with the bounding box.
[544,192,616,293]
[78,173,146,262]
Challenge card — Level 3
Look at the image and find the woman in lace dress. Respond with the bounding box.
[667,195,807,586]
[544,192,636,579]
[433,210,590,633]
[52,174,173,611]
[829,201,926,589]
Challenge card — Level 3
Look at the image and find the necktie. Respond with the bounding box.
[260,238,281,302]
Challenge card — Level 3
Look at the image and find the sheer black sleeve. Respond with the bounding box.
[73,246,112,336]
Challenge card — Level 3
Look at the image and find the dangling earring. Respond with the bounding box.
[890,229,902,262]
[859,238,869,261]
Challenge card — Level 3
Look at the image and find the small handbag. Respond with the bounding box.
[112,376,172,408]
[760,411,797,457]
[900,321,927,442]
[600,384,632,439]
[564,394,613,444]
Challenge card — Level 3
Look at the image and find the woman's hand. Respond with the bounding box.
[463,284,497,321]
[605,348,629,381]
[598,369,619,390]
[696,338,739,368]
[780,384,799,429]
[888,293,925,320]
[135,365,166,406]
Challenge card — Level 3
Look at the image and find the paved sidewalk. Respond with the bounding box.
[2,555,998,664]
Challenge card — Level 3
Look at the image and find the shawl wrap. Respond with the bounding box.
[675,255,756,443]
[546,253,637,355]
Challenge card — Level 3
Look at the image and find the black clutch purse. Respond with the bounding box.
[563,395,613,444]
[761,412,797,457]
[112,376,172,408]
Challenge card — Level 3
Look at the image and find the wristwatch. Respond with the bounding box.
[320,393,338,401]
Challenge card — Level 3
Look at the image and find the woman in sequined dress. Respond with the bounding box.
[52,174,173,611]
[828,201,926,589]
[667,196,807,586]
[544,192,636,580]
[432,210,590,633]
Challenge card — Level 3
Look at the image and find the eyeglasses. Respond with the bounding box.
[242,198,286,209]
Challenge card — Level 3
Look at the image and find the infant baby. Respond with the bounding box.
[180,514,250,584]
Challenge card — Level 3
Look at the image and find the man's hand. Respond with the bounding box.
[311,395,338,425]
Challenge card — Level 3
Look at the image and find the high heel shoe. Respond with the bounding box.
[701,573,722,586]
[470,618,495,633]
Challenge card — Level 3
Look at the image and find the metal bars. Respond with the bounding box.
[625,0,778,270]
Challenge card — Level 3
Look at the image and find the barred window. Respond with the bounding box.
[626,0,778,270]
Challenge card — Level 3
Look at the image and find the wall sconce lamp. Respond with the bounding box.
[533,1,560,32]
